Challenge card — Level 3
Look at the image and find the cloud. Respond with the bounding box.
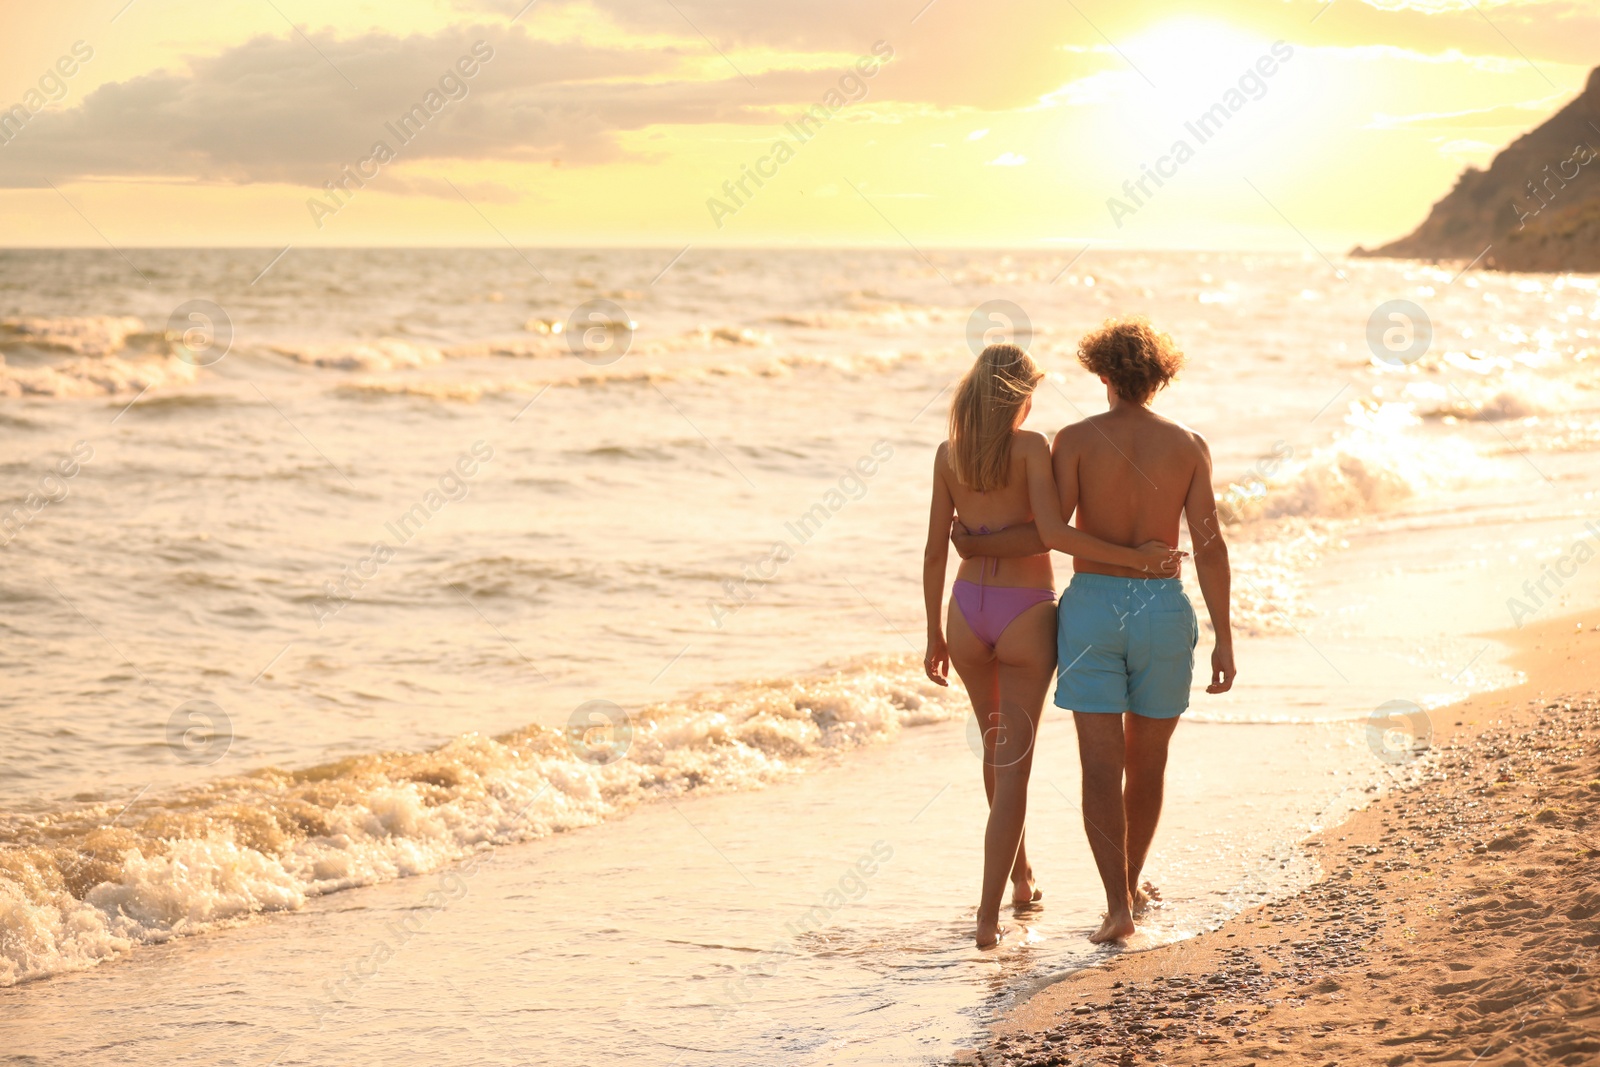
[516,0,1600,70]
[1033,69,1140,109]
[8,0,1594,193]
[1435,137,1500,158]
[0,10,1113,191]
[1293,0,1600,69]
[1366,96,1567,129]
[467,0,1133,109]
[985,152,1028,166]
[0,24,912,188]
[0,27,671,186]
[1,2,1135,192]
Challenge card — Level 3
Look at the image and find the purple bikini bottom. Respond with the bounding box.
[952,579,1056,649]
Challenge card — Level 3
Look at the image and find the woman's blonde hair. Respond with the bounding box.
[947,343,1043,491]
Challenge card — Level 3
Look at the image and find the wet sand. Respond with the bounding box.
[969,611,1600,1067]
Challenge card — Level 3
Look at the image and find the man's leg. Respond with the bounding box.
[1072,711,1133,943]
[1123,712,1180,912]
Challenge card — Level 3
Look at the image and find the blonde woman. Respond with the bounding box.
[922,343,1178,948]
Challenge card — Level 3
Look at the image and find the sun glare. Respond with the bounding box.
[1120,19,1268,95]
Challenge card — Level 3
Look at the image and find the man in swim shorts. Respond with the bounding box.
[953,318,1235,942]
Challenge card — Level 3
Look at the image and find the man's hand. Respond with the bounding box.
[1206,643,1236,693]
[1135,539,1187,577]
[949,519,977,560]
[925,631,950,686]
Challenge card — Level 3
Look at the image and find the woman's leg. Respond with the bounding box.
[946,599,1004,938]
[972,599,1057,946]
[949,601,1037,905]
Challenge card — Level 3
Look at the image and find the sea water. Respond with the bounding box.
[2,248,1597,1064]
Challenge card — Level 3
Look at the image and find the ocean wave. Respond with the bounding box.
[270,339,445,372]
[333,379,501,403]
[331,350,935,403]
[0,315,148,357]
[438,555,731,597]
[1219,520,1334,637]
[695,324,771,347]
[0,353,198,399]
[0,312,940,404]
[1489,413,1600,454]
[1219,402,1489,525]
[443,336,566,360]
[1210,401,1500,636]
[763,304,950,332]
[1409,373,1585,422]
[0,657,962,986]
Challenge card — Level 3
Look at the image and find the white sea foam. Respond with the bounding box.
[764,303,953,332]
[1409,372,1584,422]
[0,315,147,357]
[0,353,199,398]
[1217,520,1335,637]
[331,349,935,402]
[1211,400,1509,636]
[0,657,963,986]
[271,339,445,372]
[0,314,198,397]
[1220,402,1490,525]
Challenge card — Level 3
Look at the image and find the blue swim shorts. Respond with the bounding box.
[1054,573,1199,719]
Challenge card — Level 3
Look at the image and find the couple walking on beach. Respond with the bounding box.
[921,319,1235,948]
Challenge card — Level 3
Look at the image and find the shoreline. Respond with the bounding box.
[967,611,1600,1067]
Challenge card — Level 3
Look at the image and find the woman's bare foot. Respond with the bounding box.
[975,917,1010,948]
[1132,880,1162,916]
[1011,870,1042,909]
[1088,906,1135,944]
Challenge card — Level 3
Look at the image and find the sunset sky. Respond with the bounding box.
[0,0,1594,250]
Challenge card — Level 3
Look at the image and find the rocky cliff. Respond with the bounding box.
[1354,65,1600,272]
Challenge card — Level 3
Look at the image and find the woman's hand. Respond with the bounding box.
[924,631,950,686]
[1135,540,1187,577]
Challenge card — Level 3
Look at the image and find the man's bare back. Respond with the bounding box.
[1054,408,1207,580]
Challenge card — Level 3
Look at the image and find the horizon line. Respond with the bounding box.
[0,242,1386,255]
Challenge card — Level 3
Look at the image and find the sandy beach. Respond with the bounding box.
[972,610,1600,1067]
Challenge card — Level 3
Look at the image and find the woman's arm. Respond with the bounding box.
[1021,434,1172,571]
[922,446,955,686]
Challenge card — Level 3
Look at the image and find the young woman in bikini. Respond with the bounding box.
[921,343,1179,948]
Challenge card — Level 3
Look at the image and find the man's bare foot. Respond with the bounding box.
[1132,880,1162,916]
[975,918,1010,948]
[1088,907,1135,944]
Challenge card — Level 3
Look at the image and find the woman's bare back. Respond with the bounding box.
[937,436,1054,590]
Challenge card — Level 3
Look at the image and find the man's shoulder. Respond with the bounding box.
[1167,418,1211,455]
[1052,412,1209,455]
[1140,411,1210,454]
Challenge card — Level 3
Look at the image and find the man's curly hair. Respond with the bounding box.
[1076,318,1185,405]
